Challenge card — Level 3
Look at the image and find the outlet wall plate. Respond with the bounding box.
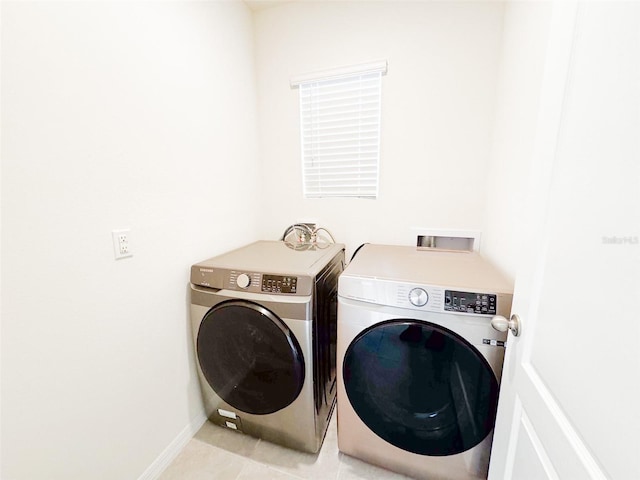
[112,229,132,259]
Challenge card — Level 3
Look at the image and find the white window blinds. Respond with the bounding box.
[292,62,386,199]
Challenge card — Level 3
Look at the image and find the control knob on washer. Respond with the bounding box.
[236,273,251,289]
[409,288,429,307]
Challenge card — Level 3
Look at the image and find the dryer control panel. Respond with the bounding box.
[339,275,511,317]
[444,290,497,315]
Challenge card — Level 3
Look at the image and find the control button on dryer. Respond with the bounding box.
[236,273,251,289]
[409,288,429,307]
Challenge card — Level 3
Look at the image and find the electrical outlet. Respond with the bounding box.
[112,229,132,259]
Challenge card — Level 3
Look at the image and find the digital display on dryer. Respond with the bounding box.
[262,275,297,294]
[444,290,496,315]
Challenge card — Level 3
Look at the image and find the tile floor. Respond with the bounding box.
[159,413,413,480]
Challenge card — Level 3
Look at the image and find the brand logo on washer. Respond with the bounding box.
[199,268,214,273]
[483,339,506,347]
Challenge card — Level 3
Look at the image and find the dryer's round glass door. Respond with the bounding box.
[342,319,499,456]
[197,300,305,415]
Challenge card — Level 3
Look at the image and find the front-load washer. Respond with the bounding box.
[190,240,344,453]
[337,244,513,480]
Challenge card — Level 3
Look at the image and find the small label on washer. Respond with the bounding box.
[225,421,238,430]
[218,408,237,419]
[483,339,505,347]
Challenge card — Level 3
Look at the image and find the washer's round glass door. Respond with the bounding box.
[197,300,305,415]
[343,320,499,456]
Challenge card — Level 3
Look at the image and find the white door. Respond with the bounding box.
[488,2,640,480]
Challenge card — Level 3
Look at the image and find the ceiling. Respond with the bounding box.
[243,0,294,12]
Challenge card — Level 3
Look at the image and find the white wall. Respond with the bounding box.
[480,1,553,280]
[0,2,259,479]
[253,1,505,259]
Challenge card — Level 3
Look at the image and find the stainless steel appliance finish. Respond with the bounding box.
[337,244,513,480]
[191,240,344,453]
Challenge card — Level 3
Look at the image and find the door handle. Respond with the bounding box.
[491,314,521,337]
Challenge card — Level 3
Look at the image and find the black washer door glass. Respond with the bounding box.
[343,320,499,456]
[197,300,305,415]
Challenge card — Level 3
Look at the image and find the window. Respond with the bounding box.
[291,61,387,199]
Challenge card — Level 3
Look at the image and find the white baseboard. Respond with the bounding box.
[137,413,207,480]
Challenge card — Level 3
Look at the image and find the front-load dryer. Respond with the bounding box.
[190,240,344,453]
[337,244,513,480]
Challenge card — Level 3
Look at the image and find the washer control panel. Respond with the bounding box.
[236,273,251,289]
[444,290,496,315]
[226,271,302,295]
[261,275,298,294]
[229,271,261,290]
